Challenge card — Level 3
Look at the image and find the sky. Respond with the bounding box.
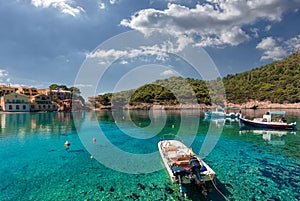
[0,0,300,98]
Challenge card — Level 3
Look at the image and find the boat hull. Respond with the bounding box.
[240,117,296,130]
[158,140,215,183]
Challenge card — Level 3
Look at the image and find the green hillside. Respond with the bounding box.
[94,51,300,106]
[223,51,300,103]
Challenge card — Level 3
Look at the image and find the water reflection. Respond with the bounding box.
[239,127,296,146]
[0,112,85,137]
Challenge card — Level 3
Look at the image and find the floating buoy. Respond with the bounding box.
[93,138,96,143]
[172,124,174,128]
[90,155,94,159]
[64,141,70,147]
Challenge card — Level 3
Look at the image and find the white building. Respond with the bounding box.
[0,93,30,112]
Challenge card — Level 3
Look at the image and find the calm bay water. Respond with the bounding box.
[0,110,299,201]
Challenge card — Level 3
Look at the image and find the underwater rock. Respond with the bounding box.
[164,186,174,194]
[79,190,87,195]
[126,193,140,200]
[110,186,115,192]
[137,183,146,190]
[260,190,266,195]
[97,186,104,191]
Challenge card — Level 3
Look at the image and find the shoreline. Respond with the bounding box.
[93,101,300,111]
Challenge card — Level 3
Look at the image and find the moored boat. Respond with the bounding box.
[239,111,296,130]
[158,139,215,198]
[205,107,241,119]
[204,108,226,118]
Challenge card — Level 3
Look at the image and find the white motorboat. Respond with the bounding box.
[158,139,215,197]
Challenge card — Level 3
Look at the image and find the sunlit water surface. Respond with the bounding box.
[0,110,299,201]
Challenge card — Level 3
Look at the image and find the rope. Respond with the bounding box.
[209,175,229,201]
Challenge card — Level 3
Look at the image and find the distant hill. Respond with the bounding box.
[93,51,300,107]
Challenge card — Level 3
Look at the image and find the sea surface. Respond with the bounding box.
[0,109,299,201]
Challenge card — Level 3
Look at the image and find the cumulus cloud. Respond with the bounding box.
[160,69,175,76]
[256,35,300,61]
[285,34,300,51]
[120,0,299,48]
[31,0,85,16]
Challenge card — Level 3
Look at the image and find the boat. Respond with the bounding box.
[204,108,226,118]
[239,111,296,130]
[205,107,241,119]
[225,112,241,119]
[158,139,215,197]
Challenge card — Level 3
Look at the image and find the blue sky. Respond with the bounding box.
[0,0,300,98]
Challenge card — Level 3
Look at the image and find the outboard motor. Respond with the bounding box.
[189,157,203,185]
[172,167,187,198]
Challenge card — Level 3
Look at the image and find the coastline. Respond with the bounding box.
[93,101,300,111]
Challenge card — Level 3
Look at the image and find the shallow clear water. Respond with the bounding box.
[0,110,299,201]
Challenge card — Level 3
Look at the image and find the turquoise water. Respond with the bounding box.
[0,110,299,201]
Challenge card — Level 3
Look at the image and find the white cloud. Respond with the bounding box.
[256,37,277,50]
[256,35,300,61]
[256,37,286,60]
[285,34,300,51]
[0,69,8,78]
[99,2,106,9]
[86,44,171,64]
[31,0,85,17]
[109,0,117,5]
[119,60,128,64]
[265,25,272,31]
[121,0,299,47]
[74,83,93,88]
[250,28,259,38]
[0,69,10,85]
[160,70,175,76]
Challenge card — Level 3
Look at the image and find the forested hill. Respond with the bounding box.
[94,51,300,106]
[223,51,300,103]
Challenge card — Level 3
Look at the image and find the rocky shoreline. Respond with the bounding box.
[92,101,300,111]
[226,101,300,109]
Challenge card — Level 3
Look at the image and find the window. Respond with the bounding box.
[16,105,19,110]
[23,105,26,110]
[9,105,12,110]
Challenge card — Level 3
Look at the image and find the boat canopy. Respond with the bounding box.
[269,111,286,115]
